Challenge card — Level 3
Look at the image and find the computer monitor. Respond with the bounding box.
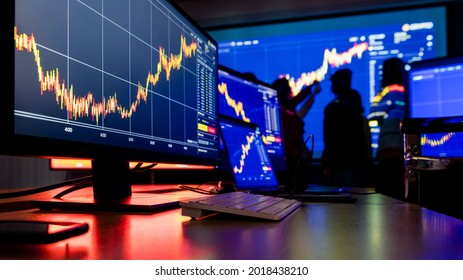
[218,65,285,171]
[1,0,219,210]
[406,55,463,119]
[209,6,447,158]
[404,55,463,160]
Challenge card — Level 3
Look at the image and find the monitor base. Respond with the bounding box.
[32,194,180,212]
[31,185,204,212]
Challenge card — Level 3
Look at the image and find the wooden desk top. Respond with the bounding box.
[0,188,462,260]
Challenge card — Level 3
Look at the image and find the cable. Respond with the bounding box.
[179,181,221,195]
[0,175,92,199]
[0,162,158,200]
[289,134,314,195]
[132,163,157,172]
[51,162,159,199]
[178,183,213,194]
[52,180,93,199]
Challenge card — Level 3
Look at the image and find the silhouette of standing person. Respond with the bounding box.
[368,58,406,199]
[272,78,321,192]
[322,68,371,187]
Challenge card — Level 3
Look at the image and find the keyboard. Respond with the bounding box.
[180,192,301,221]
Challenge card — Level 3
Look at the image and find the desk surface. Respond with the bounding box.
[0,186,462,260]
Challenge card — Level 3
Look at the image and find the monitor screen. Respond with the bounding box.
[406,55,463,118]
[219,116,279,191]
[1,0,219,209]
[218,65,285,170]
[209,6,447,158]
[405,55,463,160]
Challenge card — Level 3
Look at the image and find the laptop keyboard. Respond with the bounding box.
[180,192,301,221]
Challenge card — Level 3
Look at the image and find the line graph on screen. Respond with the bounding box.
[14,26,197,124]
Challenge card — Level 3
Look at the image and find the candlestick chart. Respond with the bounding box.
[14,27,197,125]
[220,120,278,188]
[232,133,255,174]
[218,82,250,123]
[421,132,463,158]
[280,42,369,96]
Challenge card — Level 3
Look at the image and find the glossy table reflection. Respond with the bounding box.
[0,189,463,260]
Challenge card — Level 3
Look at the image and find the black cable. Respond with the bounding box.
[0,175,92,199]
[178,184,213,195]
[0,162,158,199]
[289,134,314,195]
[179,181,221,194]
[52,180,93,199]
[51,162,159,199]
[132,163,157,172]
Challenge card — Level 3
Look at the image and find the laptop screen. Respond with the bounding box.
[219,116,279,191]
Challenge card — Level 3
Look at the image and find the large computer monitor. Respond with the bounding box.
[1,0,219,210]
[217,65,285,171]
[209,6,447,158]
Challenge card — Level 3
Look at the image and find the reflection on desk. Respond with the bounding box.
[0,192,463,260]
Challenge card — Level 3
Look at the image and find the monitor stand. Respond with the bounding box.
[31,159,183,212]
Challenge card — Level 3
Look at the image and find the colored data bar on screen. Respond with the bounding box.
[50,159,214,170]
[198,123,216,134]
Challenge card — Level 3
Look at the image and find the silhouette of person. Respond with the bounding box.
[272,78,321,192]
[241,72,258,82]
[322,68,371,187]
[368,57,406,199]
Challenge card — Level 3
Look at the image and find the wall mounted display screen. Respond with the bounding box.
[209,6,447,158]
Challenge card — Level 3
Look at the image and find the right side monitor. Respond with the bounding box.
[209,6,447,159]
[405,55,463,158]
[406,55,463,119]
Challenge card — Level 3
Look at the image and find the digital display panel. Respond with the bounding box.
[210,6,447,158]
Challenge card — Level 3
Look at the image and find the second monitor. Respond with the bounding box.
[218,65,286,171]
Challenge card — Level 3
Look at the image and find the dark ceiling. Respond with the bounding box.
[173,0,451,28]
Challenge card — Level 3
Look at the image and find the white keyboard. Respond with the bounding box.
[180,192,301,221]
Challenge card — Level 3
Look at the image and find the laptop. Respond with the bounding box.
[219,116,356,202]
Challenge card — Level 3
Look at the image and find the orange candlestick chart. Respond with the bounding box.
[14,26,197,125]
[280,42,369,96]
[218,82,251,123]
[217,82,276,147]
[420,132,463,158]
[233,133,255,174]
[421,133,456,148]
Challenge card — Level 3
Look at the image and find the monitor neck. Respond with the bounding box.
[92,159,131,201]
